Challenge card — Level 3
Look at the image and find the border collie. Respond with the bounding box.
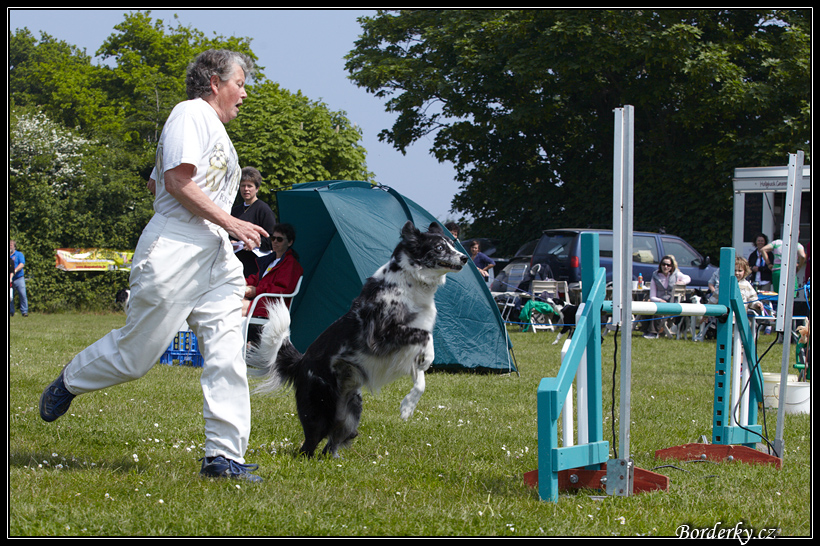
[247,222,468,457]
[549,298,578,345]
[674,292,703,340]
[115,288,131,313]
[549,298,610,345]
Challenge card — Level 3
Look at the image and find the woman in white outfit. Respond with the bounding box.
[40,50,268,482]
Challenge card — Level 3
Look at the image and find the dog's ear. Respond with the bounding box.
[400,221,419,241]
[427,222,444,235]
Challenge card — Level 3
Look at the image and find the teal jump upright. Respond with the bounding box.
[536,233,609,503]
[535,242,772,502]
[711,247,764,448]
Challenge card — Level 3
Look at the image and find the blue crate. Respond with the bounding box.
[160,331,204,368]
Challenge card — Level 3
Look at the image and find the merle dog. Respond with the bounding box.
[247,222,467,457]
[548,298,579,345]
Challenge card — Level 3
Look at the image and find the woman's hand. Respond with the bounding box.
[164,163,268,249]
[244,285,256,300]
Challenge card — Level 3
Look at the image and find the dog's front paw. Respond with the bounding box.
[400,367,426,420]
[415,339,434,371]
[400,398,416,420]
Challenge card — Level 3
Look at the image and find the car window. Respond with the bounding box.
[537,234,575,259]
[515,239,538,257]
[662,237,701,267]
[598,234,613,258]
[632,235,658,264]
[597,233,657,262]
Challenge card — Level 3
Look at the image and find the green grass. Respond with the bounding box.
[9,313,811,536]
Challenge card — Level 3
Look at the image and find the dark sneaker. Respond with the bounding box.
[39,371,76,422]
[200,456,263,483]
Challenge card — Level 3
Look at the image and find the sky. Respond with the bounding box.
[8,8,462,221]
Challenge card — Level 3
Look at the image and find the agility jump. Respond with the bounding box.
[526,107,799,503]
[525,236,773,502]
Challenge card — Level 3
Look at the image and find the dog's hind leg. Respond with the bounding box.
[322,390,363,458]
[295,398,332,458]
[694,320,707,342]
[299,429,323,458]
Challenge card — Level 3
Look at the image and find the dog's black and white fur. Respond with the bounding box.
[548,297,612,345]
[548,298,578,345]
[115,288,131,312]
[674,292,703,340]
[247,221,468,457]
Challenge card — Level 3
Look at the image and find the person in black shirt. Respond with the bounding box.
[231,167,277,276]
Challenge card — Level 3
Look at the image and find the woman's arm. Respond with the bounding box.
[164,163,268,250]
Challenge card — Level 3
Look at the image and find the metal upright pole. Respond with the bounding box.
[773,151,804,458]
[609,106,634,497]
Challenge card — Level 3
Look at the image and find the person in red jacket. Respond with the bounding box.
[242,223,303,318]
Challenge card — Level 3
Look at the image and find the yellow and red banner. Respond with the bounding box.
[55,249,134,272]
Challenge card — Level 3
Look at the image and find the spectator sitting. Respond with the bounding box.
[644,255,690,339]
[444,222,460,241]
[242,223,303,318]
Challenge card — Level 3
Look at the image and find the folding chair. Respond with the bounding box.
[526,280,568,333]
[492,291,518,322]
[665,285,688,338]
[243,276,302,360]
[531,280,568,301]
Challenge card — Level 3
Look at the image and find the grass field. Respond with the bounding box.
[9,312,811,536]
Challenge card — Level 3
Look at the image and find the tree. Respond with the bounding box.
[8,11,372,310]
[345,9,811,258]
[96,10,259,146]
[9,107,154,311]
[9,28,125,140]
[227,81,372,206]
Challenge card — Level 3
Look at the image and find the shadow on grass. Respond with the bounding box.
[8,448,144,474]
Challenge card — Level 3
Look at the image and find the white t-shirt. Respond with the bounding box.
[151,98,241,225]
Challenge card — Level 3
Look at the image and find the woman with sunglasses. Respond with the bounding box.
[242,223,303,319]
[644,255,691,339]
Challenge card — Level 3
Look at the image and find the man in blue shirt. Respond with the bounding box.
[9,240,28,317]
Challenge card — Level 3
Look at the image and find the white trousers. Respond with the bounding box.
[63,213,251,463]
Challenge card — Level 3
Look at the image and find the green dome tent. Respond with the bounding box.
[274,181,515,374]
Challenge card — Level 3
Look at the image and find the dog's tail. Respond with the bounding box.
[246,298,303,394]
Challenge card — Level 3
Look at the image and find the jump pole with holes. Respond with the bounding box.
[525,106,780,503]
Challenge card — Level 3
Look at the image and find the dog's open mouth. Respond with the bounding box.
[438,261,464,271]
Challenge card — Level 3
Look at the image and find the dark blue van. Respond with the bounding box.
[529,229,718,295]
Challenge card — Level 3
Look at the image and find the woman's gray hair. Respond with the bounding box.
[186,49,255,100]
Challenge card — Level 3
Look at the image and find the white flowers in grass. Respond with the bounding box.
[501,444,530,459]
